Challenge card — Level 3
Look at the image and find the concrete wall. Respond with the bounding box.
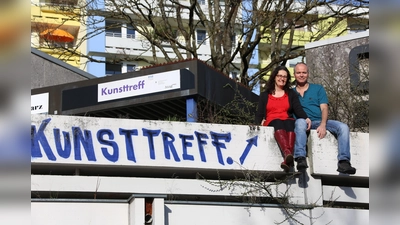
[305,31,369,78]
[31,48,96,89]
[304,31,369,131]
[31,202,128,225]
[31,201,368,225]
[31,114,369,225]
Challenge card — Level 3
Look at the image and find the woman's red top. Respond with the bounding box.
[262,93,293,126]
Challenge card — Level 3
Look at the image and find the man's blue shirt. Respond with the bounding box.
[293,83,328,121]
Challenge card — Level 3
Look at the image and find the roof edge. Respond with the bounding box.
[31,47,97,79]
[305,30,369,49]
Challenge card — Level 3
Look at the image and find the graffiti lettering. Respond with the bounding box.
[31,118,258,166]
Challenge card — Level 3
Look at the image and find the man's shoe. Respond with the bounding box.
[337,160,356,175]
[296,157,308,171]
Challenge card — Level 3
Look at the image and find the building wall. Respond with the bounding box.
[31,48,96,89]
[305,31,369,80]
[258,4,369,77]
[305,31,369,131]
[86,0,244,77]
[30,0,86,70]
[31,114,369,225]
[31,201,369,225]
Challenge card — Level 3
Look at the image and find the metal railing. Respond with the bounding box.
[105,32,135,39]
[39,42,74,49]
[38,0,78,8]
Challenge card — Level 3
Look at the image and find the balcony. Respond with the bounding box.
[37,0,80,14]
[103,33,241,64]
[40,0,78,7]
[104,1,242,23]
[105,32,135,39]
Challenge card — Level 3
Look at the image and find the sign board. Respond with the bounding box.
[98,69,181,102]
[31,115,282,171]
[31,93,49,114]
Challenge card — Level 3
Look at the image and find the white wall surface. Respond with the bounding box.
[105,36,241,64]
[31,202,128,225]
[31,115,369,225]
[165,203,294,225]
[311,207,369,225]
[30,202,369,225]
[309,131,369,177]
[31,114,369,175]
[165,204,369,225]
[31,114,285,172]
[31,175,289,200]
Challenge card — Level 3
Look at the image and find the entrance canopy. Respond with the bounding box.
[31,59,259,122]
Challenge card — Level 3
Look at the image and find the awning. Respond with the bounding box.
[39,28,74,43]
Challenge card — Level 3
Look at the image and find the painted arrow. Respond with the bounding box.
[239,136,258,165]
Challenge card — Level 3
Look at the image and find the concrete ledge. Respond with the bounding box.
[322,185,369,204]
[31,115,369,177]
[308,131,369,177]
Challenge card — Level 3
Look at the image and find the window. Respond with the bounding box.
[198,0,205,5]
[105,21,121,37]
[294,20,305,31]
[42,0,78,6]
[106,63,122,75]
[127,24,135,39]
[197,30,206,45]
[349,45,369,94]
[348,24,368,34]
[127,64,136,72]
[39,39,74,48]
[172,30,178,39]
[230,72,238,81]
[160,29,178,44]
[231,33,236,46]
[347,17,368,34]
[231,34,236,43]
[288,56,304,68]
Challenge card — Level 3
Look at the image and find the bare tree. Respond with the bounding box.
[199,168,333,225]
[307,47,369,132]
[31,0,369,90]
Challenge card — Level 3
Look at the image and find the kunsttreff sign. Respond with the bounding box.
[98,69,181,102]
[31,115,282,171]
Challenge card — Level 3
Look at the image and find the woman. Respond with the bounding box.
[255,66,311,172]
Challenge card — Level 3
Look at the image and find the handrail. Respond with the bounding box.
[106,32,136,39]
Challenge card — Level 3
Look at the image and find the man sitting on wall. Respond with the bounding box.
[292,62,356,174]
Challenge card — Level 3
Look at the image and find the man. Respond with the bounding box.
[293,62,356,174]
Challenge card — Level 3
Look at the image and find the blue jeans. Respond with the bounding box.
[294,118,351,161]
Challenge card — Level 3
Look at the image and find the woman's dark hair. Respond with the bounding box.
[265,66,291,94]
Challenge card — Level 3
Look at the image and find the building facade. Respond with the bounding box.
[31,47,96,89]
[31,0,87,70]
[30,1,368,85]
[85,0,244,77]
[305,31,369,132]
[258,2,369,79]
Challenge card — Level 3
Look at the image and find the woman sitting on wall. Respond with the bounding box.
[255,66,311,172]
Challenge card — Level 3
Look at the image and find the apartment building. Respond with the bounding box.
[31,0,86,70]
[30,1,368,83]
[86,0,244,77]
[258,2,369,77]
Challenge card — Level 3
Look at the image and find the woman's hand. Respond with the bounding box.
[305,118,311,130]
